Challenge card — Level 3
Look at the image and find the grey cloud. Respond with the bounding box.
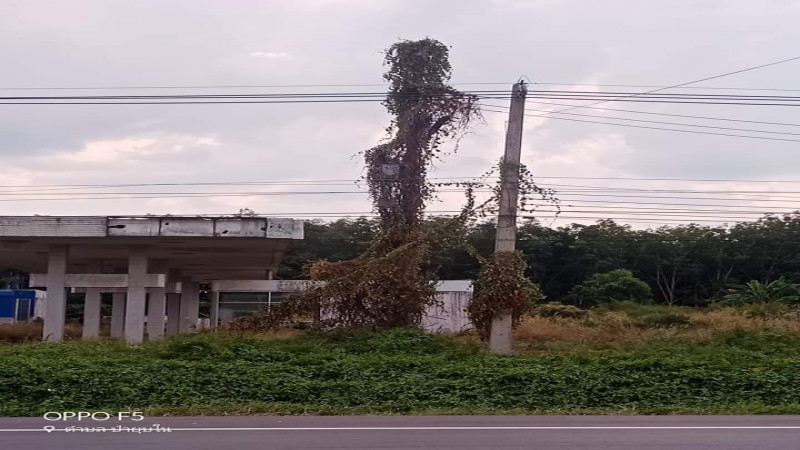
[0,0,799,220]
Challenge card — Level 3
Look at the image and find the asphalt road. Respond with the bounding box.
[1,415,799,449]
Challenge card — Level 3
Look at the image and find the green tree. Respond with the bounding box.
[277,218,377,279]
[723,278,800,305]
[565,269,652,308]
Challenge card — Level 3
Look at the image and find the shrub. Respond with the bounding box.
[565,270,653,308]
[533,302,588,318]
[723,278,800,305]
[0,322,82,342]
[0,322,41,342]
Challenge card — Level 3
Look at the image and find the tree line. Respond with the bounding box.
[277,214,800,306]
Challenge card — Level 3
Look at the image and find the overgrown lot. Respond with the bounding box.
[1,304,799,416]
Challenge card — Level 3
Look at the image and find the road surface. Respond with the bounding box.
[1,415,798,449]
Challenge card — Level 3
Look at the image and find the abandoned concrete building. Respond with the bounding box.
[0,215,472,343]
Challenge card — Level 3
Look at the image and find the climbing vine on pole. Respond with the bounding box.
[226,40,560,335]
[227,38,481,330]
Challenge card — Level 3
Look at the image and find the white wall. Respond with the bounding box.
[422,291,473,333]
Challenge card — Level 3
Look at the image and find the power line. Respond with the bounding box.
[7,185,798,201]
[525,215,749,224]
[553,197,800,207]
[8,90,800,101]
[0,82,521,91]
[0,90,509,100]
[3,183,798,201]
[530,82,800,93]
[482,94,800,106]
[525,90,800,100]
[480,107,800,142]
[528,176,800,183]
[5,186,796,201]
[8,97,800,106]
[560,191,800,202]
[530,204,800,214]
[8,90,800,107]
[480,102,800,137]
[3,175,800,191]
[545,183,800,195]
[3,175,800,192]
[0,99,391,106]
[549,54,800,114]
[3,189,799,208]
[526,209,787,218]
[2,81,798,93]
[523,99,800,127]
[556,192,800,202]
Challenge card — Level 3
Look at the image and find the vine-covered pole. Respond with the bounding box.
[489,80,528,354]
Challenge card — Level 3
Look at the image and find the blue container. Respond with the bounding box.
[0,290,37,321]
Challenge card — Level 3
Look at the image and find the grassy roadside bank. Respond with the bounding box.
[1,305,799,416]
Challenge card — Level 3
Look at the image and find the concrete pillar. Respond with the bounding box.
[82,288,102,339]
[145,260,168,341]
[147,288,166,340]
[165,293,181,336]
[210,290,219,328]
[43,245,68,342]
[110,293,126,338]
[124,248,148,344]
[179,279,199,334]
[164,269,181,336]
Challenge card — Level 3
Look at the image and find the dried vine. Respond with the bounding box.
[468,251,544,340]
[226,38,480,330]
[434,155,559,340]
[226,41,558,335]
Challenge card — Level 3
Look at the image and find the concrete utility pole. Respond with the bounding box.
[489,80,527,354]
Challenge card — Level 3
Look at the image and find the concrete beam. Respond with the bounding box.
[106,216,303,239]
[210,279,316,292]
[30,273,166,289]
[0,215,303,239]
[210,279,473,293]
[0,216,105,237]
[72,287,149,294]
[43,245,68,341]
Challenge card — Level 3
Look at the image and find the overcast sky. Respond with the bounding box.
[2,0,800,227]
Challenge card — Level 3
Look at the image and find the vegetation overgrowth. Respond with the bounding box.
[2,304,799,416]
[237,38,485,330]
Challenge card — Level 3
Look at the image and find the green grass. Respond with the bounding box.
[1,327,799,416]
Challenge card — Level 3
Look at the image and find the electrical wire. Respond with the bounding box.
[523,99,800,127]
[480,107,800,142]
[548,54,800,114]
[7,90,800,107]
[479,102,800,137]
[530,82,800,93]
[4,175,800,189]
[2,81,798,93]
[9,90,800,101]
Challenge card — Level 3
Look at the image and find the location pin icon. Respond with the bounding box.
[43,426,55,433]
